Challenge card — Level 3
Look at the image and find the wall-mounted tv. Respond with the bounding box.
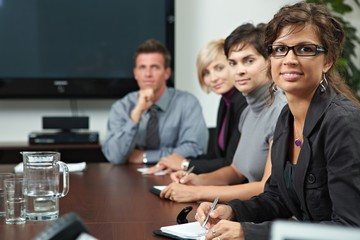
[0,0,174,99]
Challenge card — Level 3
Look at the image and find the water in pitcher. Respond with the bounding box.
[25,192,59,220]
[22,151,69,221]
[24,168,60,221]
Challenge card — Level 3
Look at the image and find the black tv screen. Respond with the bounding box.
[0,0,174,99]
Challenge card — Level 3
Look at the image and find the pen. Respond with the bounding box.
[179,165,195,184]
[202,197,219,228]
[184,165,195,176]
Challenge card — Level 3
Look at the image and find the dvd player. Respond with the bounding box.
[29,131,99,144]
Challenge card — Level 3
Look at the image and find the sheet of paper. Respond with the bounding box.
[137,167,167,176]
[160,221,206,239]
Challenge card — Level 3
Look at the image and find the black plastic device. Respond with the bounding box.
[43,116,89,131]
[176,206,193,224]
[33,212,91,240]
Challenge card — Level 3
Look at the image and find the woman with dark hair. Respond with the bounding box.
[196,2,360,240]
[159,23,286,203]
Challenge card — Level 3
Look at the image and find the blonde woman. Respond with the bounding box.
[148,39,247,174]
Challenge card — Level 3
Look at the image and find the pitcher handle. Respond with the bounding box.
[56,161,70,198]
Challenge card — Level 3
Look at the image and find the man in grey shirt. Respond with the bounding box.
[102,39,208,165]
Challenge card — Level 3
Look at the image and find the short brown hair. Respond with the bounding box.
[224,23,267,59]
[133,39,171,68]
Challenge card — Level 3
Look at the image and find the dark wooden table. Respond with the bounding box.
[0,163,198,239]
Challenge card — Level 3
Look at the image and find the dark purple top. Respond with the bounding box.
[218,88,236,150]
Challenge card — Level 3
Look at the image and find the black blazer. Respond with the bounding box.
[228,86,360,240]
[189,89,247,174]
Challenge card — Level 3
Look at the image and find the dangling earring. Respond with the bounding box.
[320,73,328,93]
[272,82,278,92]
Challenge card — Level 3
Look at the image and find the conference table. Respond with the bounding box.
[0,163,199,239]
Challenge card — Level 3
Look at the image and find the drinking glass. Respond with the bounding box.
[4,178,26,224]
[0,173,15,217]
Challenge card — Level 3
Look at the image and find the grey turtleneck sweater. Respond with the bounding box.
[233,83,287,182]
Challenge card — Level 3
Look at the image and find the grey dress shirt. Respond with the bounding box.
[102,87,209,164]
[233,83,287,182]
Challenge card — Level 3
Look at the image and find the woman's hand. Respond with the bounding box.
[145,153,184,174]
[160,182,199,202]
[170,171,200,185]
[144,164,168,174]
[196,202,234,229]
[205,220,244,240]
[196,202,243,240]
[170,170,187,182]
[157,153,184,171]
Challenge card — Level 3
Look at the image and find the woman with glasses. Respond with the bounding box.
[196,2,360,240]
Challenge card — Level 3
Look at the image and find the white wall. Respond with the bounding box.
[0,100,113,143]
[175,0,298,127]
[0,0,359,143]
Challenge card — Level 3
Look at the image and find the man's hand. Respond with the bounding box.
[131,88,154,123]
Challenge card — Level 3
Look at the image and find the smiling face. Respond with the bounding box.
[202,54,234,95]
[270,24,332,98]
[133,53,171,95]
[228,44,269,95]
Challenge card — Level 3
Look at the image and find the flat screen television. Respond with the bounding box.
[0,0,174,99]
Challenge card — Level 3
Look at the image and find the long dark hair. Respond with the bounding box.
[265,1,359,106]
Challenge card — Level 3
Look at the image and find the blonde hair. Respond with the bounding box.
[196,39,226,93]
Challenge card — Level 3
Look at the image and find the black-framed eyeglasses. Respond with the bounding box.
[267,44,327,57]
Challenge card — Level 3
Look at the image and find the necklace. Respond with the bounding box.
[294,119,302,147]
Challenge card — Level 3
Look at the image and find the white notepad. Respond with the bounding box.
[160,221,206,240]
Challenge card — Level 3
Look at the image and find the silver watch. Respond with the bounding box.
[181,159,190,171]
[143,153,148,164]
